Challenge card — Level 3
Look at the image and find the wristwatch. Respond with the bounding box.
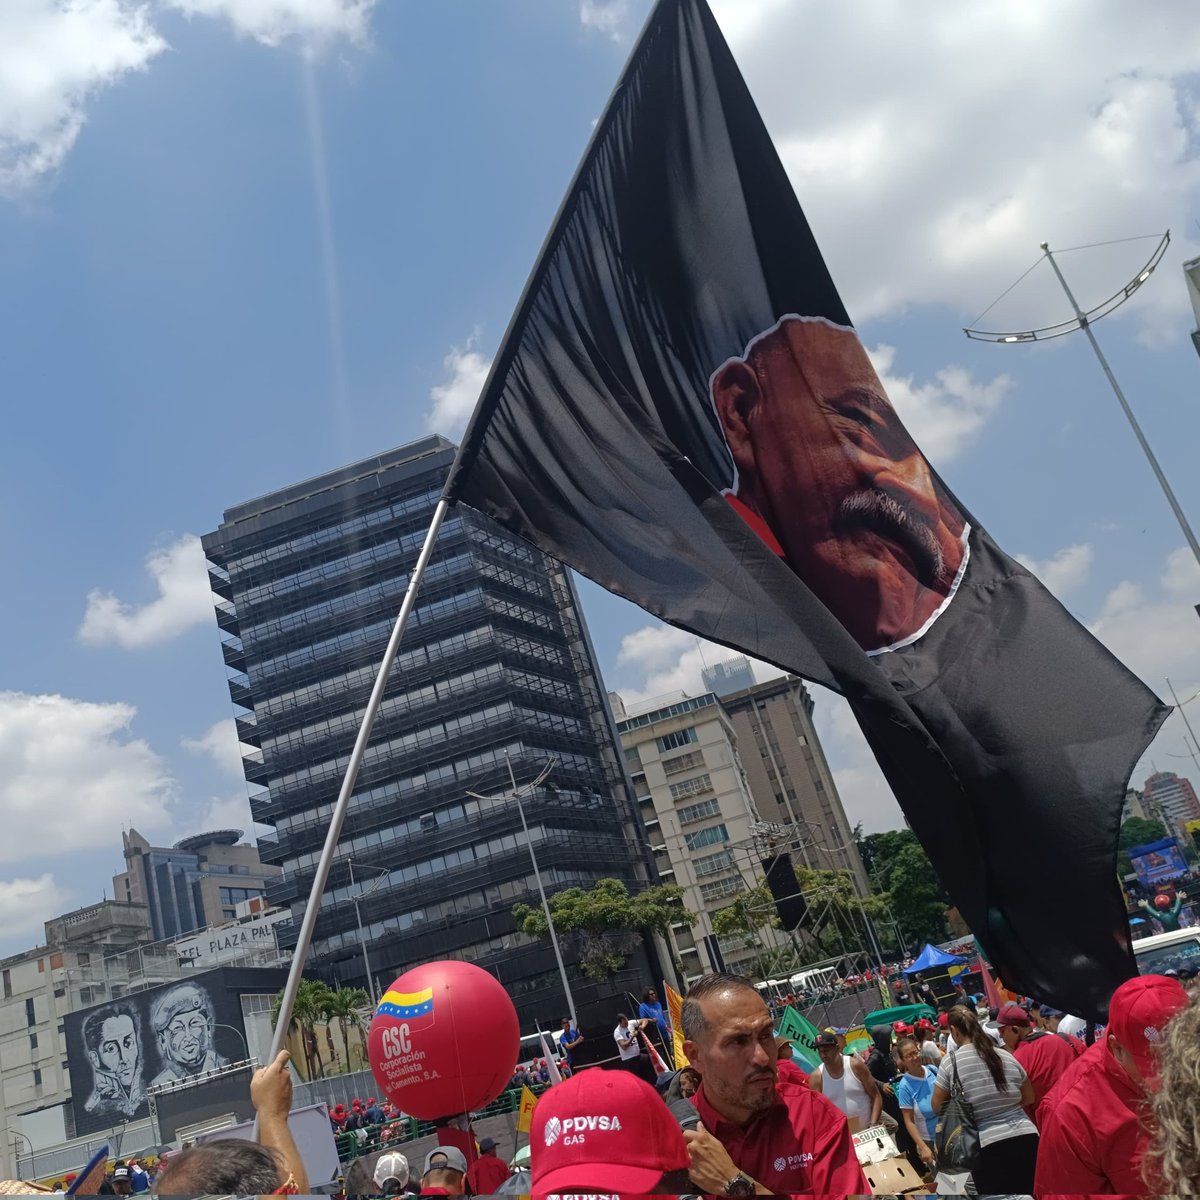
[723,1172,755,1198]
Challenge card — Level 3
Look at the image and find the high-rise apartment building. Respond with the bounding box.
[113,828,280,940]
[720,677,870,894]
[202,436,655,1022]
[1142,771,1200,838]
[613,692,790,981]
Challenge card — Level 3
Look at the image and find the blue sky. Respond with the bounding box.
[2,0,1199,956]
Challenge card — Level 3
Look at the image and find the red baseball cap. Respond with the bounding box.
[997,1003,1031,1028]
[1107,974,1189,1086]
[531,1068,689,1194]
[937,1012,949,1028]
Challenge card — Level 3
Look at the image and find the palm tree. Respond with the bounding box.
[272,979,334,1079]
[323,986,371,1071]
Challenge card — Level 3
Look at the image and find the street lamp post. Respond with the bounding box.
[347,861,389,1005]
[468,755,578,1027]
[964,232,1200,613]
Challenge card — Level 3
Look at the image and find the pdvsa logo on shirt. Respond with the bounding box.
[771,1153,813,1173]
[543,1114,623,1146]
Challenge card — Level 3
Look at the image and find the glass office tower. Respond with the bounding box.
[202,436,656,1023]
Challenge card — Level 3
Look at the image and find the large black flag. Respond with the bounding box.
[444,0,1166,1019]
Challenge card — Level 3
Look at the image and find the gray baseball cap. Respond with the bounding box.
[422,1146,468,1176]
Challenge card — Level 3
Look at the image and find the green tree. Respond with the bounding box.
[323,986,371,1069]
[513,878,696,981]
[856,827,950,947]
[1118,816,1171,874]
[272,978,334,1079]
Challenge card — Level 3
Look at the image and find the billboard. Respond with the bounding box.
[1129,838,1189,889]
[1187,819,1200,853]
[173,908,292,971]
[63,966,287,1137]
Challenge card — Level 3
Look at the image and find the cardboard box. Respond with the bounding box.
[863,1155,925,1196]
[853,1125,900,1165]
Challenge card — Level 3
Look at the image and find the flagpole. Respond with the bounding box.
[264,499,451,1070]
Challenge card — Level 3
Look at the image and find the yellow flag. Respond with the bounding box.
[516,1084,538,1134]
[663,981,689,1068]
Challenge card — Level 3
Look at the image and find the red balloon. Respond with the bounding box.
[1155,893,1172,910]
[368,960,520,1119]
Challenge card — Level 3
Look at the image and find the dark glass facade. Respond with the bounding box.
[202,437,655,1024]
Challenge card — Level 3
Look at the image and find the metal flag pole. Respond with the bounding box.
[265,499,450,1068]
[1038,241,1200,575]
[468,755,578,1027]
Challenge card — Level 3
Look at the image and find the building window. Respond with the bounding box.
[700,877,743,903]
[25,997,36,1026]
[669,774,713,801]
[662,750,705,776]
[694,849,734,877]
[219,886,265,906]
[53,988,65,999]
[624,745,641,766]
[32,1068,42,1088]
[685,823,729,852]
[29,1033,38,1052]
[656,727,698,753]
[49,953,63,970]
[677,798,722,825]
[2,969,10,999]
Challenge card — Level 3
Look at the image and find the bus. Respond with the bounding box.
[1132,927,1200,976]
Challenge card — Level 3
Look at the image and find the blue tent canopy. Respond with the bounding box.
[903,942,968,975]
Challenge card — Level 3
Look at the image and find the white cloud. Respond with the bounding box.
[1090,546,1200,689]
[612,621,783,709]
[867,344,1010,462]
[0,874,70,945]
[1015,543,1095,598]
[706,1,1200,337]
[197,791,255,832]
[0,692,175,860]
[0,0,166,195]
[425,333,492,440]
[79,533,214,648]
[164,0,376,47]
[811,693,904,834]
[183,717,248,778]
[579,0,633,40]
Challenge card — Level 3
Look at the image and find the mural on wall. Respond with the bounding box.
[148,982,229,1088]
[65,968,266,1136]
[80,1000,146,1121]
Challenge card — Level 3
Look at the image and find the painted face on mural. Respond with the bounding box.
[163,1009,212,1069]
[91,1014,139,1087]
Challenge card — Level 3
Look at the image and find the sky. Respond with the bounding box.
[2,0,1200,957]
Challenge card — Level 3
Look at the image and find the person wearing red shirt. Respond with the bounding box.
[464,1137,510,1195]
[995,1002,1078,1126]
[1034,974,1189,1199]
[681,972,868,1196]
[774,1037,810,1087]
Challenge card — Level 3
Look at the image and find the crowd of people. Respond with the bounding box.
[13,965,1200,1196]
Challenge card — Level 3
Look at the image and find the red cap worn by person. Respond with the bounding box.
[1034,974,1189,1200]
[996,1003,1031,1028]
[530,1068,691,1194]
[937,1012,948,1028]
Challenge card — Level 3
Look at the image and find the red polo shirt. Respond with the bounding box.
[1034,1038,1154,1200]
[1009,1029,1079,1126]
[693,1075,868,1196]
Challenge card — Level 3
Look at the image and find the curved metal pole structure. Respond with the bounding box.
[964,232,1171,342]
[963,232,1200,597]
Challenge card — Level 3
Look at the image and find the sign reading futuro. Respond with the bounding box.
[367,960,519,1119]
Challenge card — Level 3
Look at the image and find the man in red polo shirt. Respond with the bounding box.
[1034,974,1189,1199]
[681,973,868,1196]
[995,1002,1078,1126]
